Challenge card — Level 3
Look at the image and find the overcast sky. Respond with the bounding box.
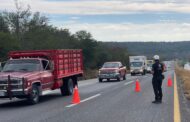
[1,0,190,42]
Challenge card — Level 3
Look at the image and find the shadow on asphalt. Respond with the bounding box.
[99,79,123,83]
[0,93,67,108]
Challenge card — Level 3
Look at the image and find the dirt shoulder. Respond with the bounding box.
[175,65,190,100]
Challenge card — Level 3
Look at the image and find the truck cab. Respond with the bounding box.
[98,62,126,82]
[0,58,54,104]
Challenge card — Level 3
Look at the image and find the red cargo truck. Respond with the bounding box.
[0,49,83,104]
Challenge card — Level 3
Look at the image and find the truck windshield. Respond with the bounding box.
[2,59,41,72]
[147,64,152,67]
[103,63,119,68]
[130,62,143,67]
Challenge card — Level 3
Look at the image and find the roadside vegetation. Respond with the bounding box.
[175,64,190,100]
[0,1,129,79]
[107,42,190,60]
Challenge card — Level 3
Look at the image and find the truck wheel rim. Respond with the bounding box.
[32,88,38,101]
[68,80,73,93]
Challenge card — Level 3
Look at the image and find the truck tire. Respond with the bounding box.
[123,75,126,80]
[27,85,40,105]
[99,78,103,82]
[107,79,110,82]
[144,70,146,75]
[72,76,78,87]
[142,70,146,75]
[60,79,74,96]
[117,77,121,81]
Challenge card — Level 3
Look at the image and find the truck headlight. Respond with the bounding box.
[114,70,119,73]
[98,70,101,74]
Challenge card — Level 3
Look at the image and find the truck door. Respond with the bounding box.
[41,60,54,90]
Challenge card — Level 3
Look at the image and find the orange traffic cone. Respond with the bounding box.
[135,79,141,92]
[167,76,172,87]
[72,86,81,104]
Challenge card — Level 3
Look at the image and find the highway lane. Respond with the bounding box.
[45,71,174,122]
[0,70,187,122]
[0,74,142,122]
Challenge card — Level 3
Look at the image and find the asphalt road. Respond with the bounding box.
[0,70,189,122]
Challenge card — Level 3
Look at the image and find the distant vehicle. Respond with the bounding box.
[129,56,147,76]
[184,63,190,70]
[98,62,126,82]
[147,60,153,73]
[163,63,167,72]
[0,49,83,104]
[163,61,170,72]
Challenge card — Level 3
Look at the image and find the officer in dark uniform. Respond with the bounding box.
[152,55,164,104]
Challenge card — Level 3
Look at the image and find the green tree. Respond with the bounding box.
[0,14,9,33]
[0,1,131,73]
[0,32,19,61]
[74,30,98,68]
[3,0,31,47]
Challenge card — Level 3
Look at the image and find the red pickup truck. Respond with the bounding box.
[0,50,83,104]
[98,62,127,82]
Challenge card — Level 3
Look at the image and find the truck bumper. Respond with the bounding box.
[130,70,143,74]
[98,73,120,79]
[0,90,29,98]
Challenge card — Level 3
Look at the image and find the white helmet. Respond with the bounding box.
[153,55,159,60]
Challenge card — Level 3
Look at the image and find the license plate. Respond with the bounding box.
[0,92,5,96]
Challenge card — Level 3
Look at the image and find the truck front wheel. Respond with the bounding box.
[142,70,146,75]
[123,75,126,80]
[99,78,103,82]
[117,76,121,82]
[60,79,74,96]
[28,85,40,105]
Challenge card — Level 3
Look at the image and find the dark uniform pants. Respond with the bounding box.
[152,77,163,101]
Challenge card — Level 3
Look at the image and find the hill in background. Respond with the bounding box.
[105,41,190,61]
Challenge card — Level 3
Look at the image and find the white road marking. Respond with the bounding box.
[65,103,77,108]
[80,94,101,103]
[66,93,101,108]
[124,81,134,85]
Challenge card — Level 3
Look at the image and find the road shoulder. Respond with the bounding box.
[176,74,190,122]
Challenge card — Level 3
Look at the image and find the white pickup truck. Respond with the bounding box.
[129,56,147,76]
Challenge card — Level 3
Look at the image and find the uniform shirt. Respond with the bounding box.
[152,61,164,78]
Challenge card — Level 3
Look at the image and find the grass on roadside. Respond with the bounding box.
[175,65,190,100]
[80,69,98,80]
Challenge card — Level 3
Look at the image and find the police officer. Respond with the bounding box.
[152,55,164,104]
